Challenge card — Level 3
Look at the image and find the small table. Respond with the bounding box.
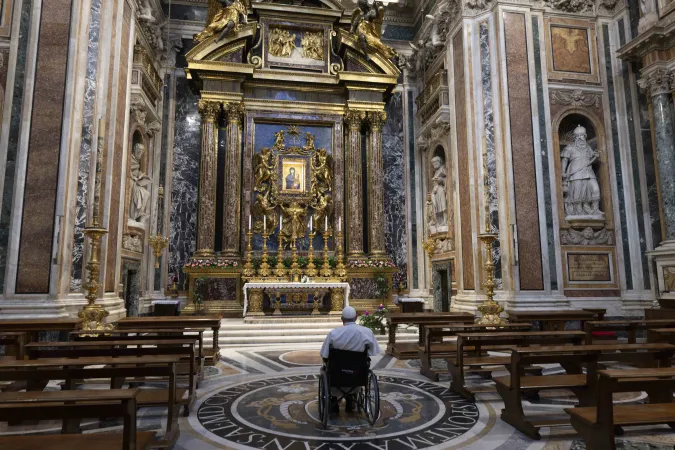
[506,308,604,331]
[397,298,425,313]
[152,300,181,316]
[243,282,351,316]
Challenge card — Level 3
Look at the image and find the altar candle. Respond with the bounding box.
[249,215,252,231]
[325,216,328,231]
[339,217,341,232]
[309,216,313,232]
[280,216,283,230]
[264,216,267,232]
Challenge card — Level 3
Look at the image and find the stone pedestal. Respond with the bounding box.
[195,100,221,257]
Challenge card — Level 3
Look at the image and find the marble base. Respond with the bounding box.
[0,293,126,321]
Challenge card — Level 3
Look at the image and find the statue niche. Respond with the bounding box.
[559,115,604,221]
[428,149,448,234]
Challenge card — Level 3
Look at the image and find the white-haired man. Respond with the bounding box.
[320,306,381,413]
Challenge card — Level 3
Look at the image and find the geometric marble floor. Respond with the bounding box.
[2,343,674,449]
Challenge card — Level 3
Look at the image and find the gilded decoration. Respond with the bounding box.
[269,28,296,58]
[350,0,396,60]
[196,0,250,43]
[252,125,334,240]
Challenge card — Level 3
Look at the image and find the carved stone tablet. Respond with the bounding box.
[567,253,611,282]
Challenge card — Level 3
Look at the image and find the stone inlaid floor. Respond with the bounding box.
[2,346,675,449]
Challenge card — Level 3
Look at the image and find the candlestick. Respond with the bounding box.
[305,231,318,277]
[475,233,506,325]
[289,237,302,282]
[242,230,256,279]
[320,229,333,277]
[335,230,347,279]
[259,232,272,278]
[273,234,288,278]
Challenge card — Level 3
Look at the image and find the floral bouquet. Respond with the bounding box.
[358,304,389,335]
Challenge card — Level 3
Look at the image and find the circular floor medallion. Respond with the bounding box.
[278,350,323,366]
[195,374,481,449]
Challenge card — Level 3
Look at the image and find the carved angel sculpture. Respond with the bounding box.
[253,147,276,196]
[195,0,249,43]
[311,149,332,191]
[350,0,396,60]
[252,191,277,234]
[560,227,613,246]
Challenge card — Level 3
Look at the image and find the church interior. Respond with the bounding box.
[1,0,675,448]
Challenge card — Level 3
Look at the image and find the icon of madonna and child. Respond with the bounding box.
[282,160,305,193]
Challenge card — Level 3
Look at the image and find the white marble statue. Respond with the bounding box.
[561,125,603,219]
[431,155,448,231]
[129,143,152,224]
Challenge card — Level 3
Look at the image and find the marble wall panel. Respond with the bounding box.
[0,47,9,127]
[383,92,408,287]
[70,0,101,292]
[169,76,200,289]
[432,261,453,311]
[122,259,140,316]
[453,31,474,291]
[504,13,544,290]
[200,278,237,301]
[105,3,132,292]
[0,0,32,293]
[349,278,385,300]
[407,90,418,290]
[16,0,74,293]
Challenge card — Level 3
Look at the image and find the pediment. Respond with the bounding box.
[336,29,401,79]
[185,23,258,63]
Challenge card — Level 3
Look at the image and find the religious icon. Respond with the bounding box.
[281,159,305,193]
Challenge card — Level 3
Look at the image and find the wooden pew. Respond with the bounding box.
[385,312,475,359]
[69,329,205,387]
[566,368,675,450]
[0,332,27,360]
[25,339,197,415]
[647,327,675,344]
[0,389,154,450]
[116,316,220,365]
[493,343,675,439]
[0,355,182,448]
[506,309,604,332]
[448,330,586,400]
[585,319,675,344]
[418,323,533,381]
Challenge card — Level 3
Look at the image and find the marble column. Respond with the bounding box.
[367,110,387,259]
[222,102,246,258]
[195,100,221,257]
[642,69,675,241]
[344,109,366,258]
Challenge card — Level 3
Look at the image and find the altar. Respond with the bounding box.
[243,282,350,317]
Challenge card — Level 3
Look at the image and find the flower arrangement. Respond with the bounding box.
[358,304,388,335]
[374,272,390,297]
[192,277,208,307]
[348,260,397,269]
[184,259,240,270]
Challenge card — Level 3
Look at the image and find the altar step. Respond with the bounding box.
[203,318,420,347]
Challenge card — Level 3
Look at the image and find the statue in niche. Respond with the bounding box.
[430,155,448,231]
[350,0,396,60]
[129,143,152,224]
[426,194,437,235]
[195,0,249,43]
[561,125,604,219]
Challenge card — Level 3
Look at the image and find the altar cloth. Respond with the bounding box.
[242,282,351,316]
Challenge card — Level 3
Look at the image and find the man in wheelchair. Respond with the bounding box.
[320,306,381,414]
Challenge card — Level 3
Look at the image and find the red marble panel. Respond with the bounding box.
[16,0,73,293]
[453,31,474,291]
[504,12,544,290]
[105,3,131,292]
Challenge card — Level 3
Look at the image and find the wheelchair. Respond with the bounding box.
[317,346,380,427]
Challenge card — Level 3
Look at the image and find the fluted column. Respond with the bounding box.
[222,102,246,257]
[345,109,366,258]
[367,110,387,259]
[641,68,675,241]
[196,100,221,257]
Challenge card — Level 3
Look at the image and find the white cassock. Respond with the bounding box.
[320,322,382,359]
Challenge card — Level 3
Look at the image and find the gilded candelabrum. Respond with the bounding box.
[273,234,288,278]
[320,230,333,278]
[305,232,318,277]
[148,235,169,269]
[475,233,507,326]
[242,230,256,279]
[335,230,347,280]
[78,118,114,334]
[289,238,302,282]
[259,232,272,278]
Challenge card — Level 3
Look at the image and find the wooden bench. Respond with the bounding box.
[385,312,475,359]
[69,330,205,387]
[417,323,533,381]
[585,319,675,344]
[116,316,220,365]
[0,389,153,450]
[506,309,604,332]
[647,327,675,344]
[448,330,586,400]
[0,355,182,448]
[566,367,675,450]
[493,343,675,439]
[25,339,197,415]
[0,332,27,360]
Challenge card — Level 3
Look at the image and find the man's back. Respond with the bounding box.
[320,322,381,359]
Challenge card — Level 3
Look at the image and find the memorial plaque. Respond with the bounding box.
[567,253,611,282]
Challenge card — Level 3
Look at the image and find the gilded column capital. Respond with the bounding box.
[224,101,247,124]
[198,100,221,122]
[367,111,387,131]
[638,68,674,98]
[344,109,366,130]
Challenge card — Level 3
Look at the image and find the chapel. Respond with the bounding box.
[0,0,674,448]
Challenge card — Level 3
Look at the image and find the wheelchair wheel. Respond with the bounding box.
[318,369,330,428]
[364,370,380,425]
